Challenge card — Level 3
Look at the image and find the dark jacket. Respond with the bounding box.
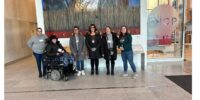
[119,33,132,52]
[45,41,66,57]
[102,32,119,60]
[85,32,102,59]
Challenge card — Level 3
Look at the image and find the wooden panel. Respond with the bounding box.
[4,0,37,64]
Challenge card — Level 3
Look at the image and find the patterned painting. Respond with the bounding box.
[42,0,140,38]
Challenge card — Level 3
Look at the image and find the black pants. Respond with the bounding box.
[106,56,115,75]
[90,59,99,75]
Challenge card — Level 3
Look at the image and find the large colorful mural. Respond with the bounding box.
[42,0,140,38]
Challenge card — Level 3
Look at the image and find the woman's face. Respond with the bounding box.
[121,27,127,34]
[106,27,111,34]
[52,39,57,44]
[90,26,95,32]
[74,28,79,34]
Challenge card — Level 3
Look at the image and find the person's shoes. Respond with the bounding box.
[43,75,48,79]
[77,71,81,76]
[111,66,114,75]
[134,73,138,77]
[91,71,94,75]
[123,73,128,77]
[111,72,114,75]
[63,76,68,81]
[81,70,85,76]
[39,74,42,78]
[96,71,99,75]
[132,73,138,79]
[106,72,110,75]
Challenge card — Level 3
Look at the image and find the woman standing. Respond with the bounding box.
[85,24,102,75]
[27,27,48,78]
[70,26,85,76]
[119,26,137,77]
[102,26,119,75]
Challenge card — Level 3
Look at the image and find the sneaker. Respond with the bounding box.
[81,70,85,76]
[134,73,138,77]
[123,73,128,77]
[43,75,48,79]
[63,76,68,81]
[77,71,81,76]
[132,73,138,79]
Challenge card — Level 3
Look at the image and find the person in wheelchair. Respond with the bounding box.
[44,35,71,81]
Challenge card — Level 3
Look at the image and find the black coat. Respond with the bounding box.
[85,32,102,59]
[45,41,66,57]
[101,32,119,60]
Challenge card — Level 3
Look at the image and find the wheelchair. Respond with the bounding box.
[43,54,76,81]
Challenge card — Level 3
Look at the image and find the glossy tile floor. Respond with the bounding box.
[5,47,192,100]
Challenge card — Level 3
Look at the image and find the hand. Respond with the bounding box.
[110,51,114,55]
[91,48,96,51]
[120,47,124,51]
[91,48,93,51]
[58,48,62,52]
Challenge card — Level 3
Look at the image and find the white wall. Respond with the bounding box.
[139,0,148,67]
[35,0,45,32]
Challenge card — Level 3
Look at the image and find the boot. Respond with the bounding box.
[106,65,110,75]
[111,63,115,75]
[95,66,99,75]
[91,66,94,75]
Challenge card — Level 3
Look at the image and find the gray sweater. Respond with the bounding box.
[27,34,48,54]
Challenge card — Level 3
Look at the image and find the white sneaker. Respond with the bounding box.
[132,73,138,79]
[134,73,138,77]
[123,73,128,77]
[77,71,81,76]
[81,70,85,76]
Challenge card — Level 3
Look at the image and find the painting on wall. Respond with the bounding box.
[42,0,140,38]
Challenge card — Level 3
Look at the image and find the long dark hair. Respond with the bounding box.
[119,25,129,38]
[88,24,97,33]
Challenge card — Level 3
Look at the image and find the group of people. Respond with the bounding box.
[27,24,137,79]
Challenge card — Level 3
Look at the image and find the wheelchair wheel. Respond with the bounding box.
[50,70,61,81]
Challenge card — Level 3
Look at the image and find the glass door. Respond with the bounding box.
[147,0,185,59]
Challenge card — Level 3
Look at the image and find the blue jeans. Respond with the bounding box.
[59,53,69,67]
[33,52,46,76]
[121,50,136,73]
[76,60,84,71]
